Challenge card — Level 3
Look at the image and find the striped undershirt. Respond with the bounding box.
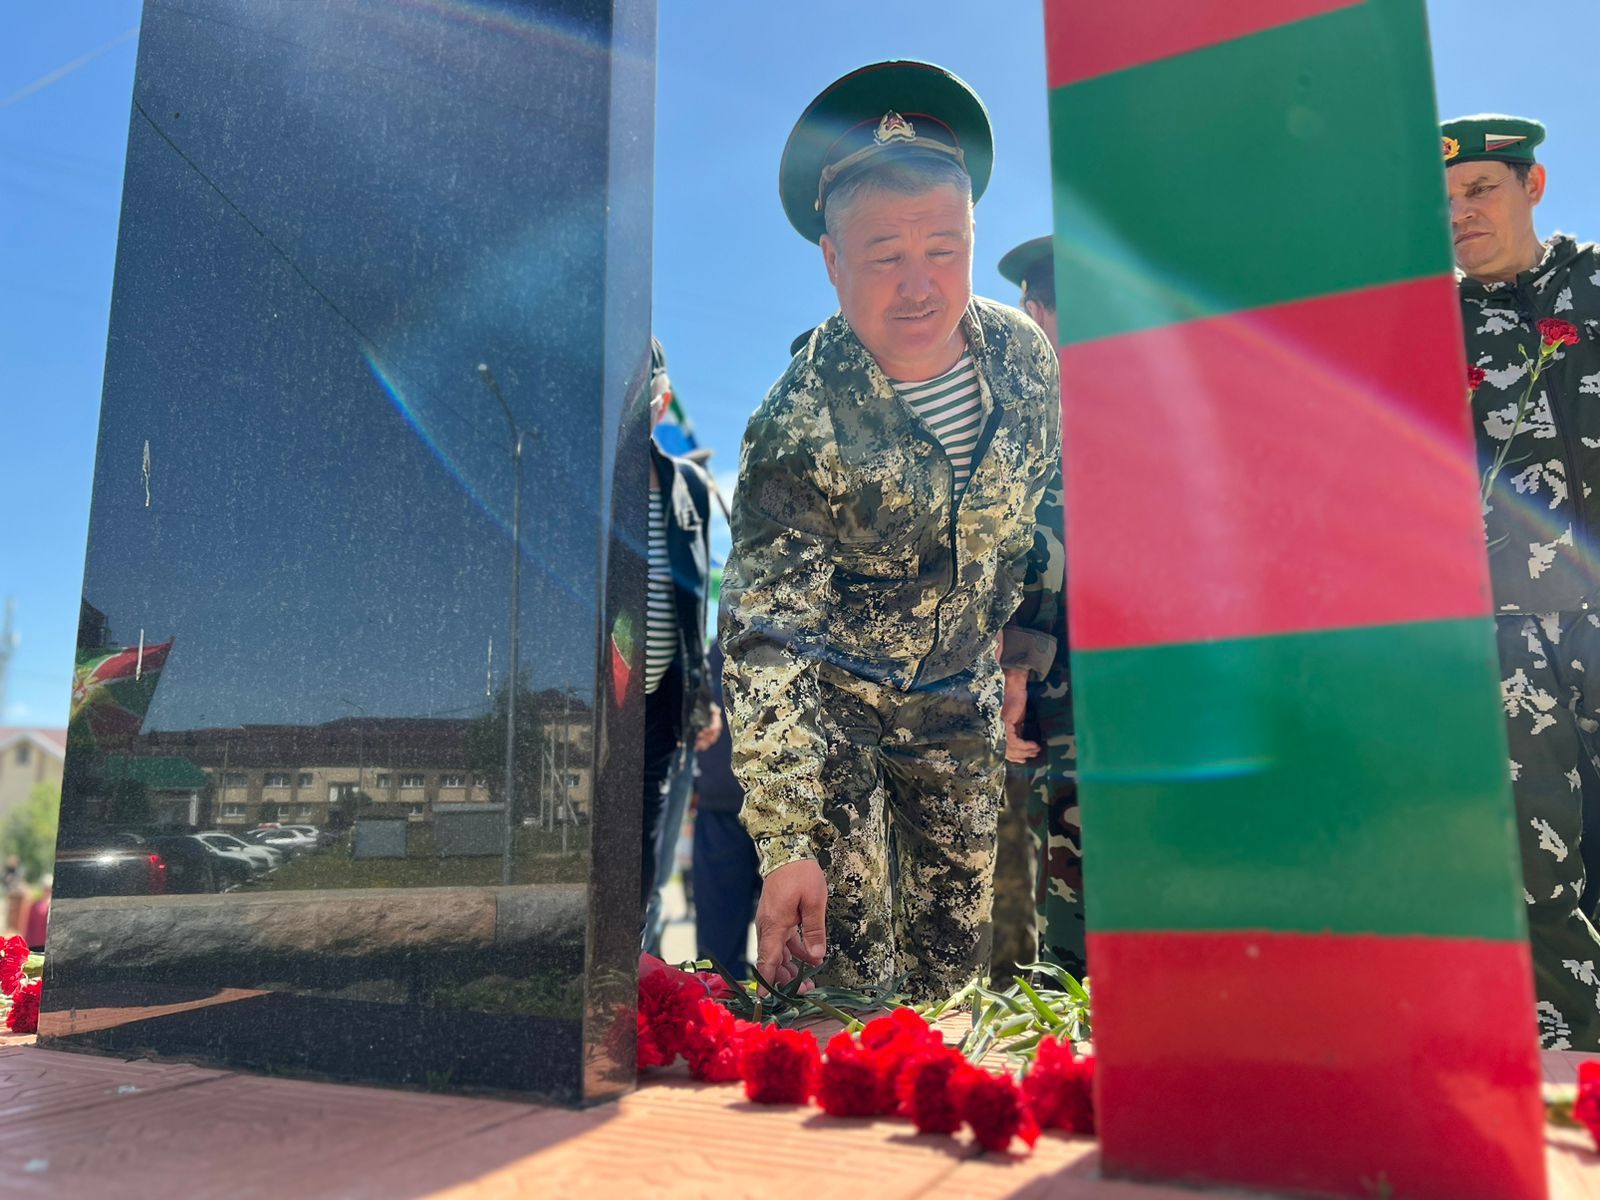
[890,351,982,500]
[645,485,676,694]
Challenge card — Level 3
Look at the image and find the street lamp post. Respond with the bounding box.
[479,363,535,887]
[340,697,366,824]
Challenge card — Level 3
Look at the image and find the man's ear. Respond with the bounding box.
[1023,298,1044,325]
[820,234,841,287]
[1527,163,1548,206]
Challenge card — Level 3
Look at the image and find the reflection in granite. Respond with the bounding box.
[41,0,655,1106]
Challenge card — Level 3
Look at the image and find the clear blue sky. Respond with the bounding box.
[3,1,1597,728]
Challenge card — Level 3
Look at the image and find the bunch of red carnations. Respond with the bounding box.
[0,936,40,1034]
[634,955,1094,1156]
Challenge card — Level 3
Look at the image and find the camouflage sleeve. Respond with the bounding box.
[719,403,836,877]
[1000,458,1065,681]
[993,340,1062,666]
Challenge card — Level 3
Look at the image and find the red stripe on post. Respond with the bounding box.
[1046,0,1367,88]
[1088,929,1547,1200]
[1062,274,1489,651]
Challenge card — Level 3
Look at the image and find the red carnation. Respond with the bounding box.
[5,980,40,1034]
[1575,1059,1600,1147]
[896,1046,967,1135]
[1022,1038,1095,1135]
[817,1030,893,1117]
[952,1064,1040,1154]
[1538,318,1580,347]
[1466,364,1487,393]
[0,935,28,997]
[739,1025,819,1104]
[682,999,755,1084]
[859,1006,943,1111]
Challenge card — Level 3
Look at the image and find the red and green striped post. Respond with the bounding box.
[1044,2,1547,1195]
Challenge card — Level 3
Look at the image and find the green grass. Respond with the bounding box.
[254,826,591,891]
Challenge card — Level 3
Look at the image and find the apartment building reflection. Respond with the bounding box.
[119,698,593,830]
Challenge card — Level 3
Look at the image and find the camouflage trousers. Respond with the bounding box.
[812,659,1004,1003]
[1498,612,1600,1051]
[992,696,1082,980]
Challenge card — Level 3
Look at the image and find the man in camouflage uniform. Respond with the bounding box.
[1449,114,1600,1049]
[720,62,1059,1001]
[989,236,1084,981]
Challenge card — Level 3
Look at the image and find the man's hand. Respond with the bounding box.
[754,857,828,992]
[1003,667,1040,763]
[694,702,723,752]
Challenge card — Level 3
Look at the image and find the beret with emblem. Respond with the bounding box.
[1441,114,1546,167]
[997,235,1054,299]
[779,60,993,244]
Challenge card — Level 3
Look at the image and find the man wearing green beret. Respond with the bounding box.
[989,235,1084,983]
[1447,114,1600,1049]
[721,61,1060,1000]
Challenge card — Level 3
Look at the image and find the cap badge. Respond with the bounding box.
[874,111,917,145]
[1442,135,1460,162]
[1484,133,1528,153]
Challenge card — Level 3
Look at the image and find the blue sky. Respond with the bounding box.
[3,0,1598,728]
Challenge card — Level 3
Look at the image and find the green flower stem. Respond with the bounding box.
[1481,339,1560,507]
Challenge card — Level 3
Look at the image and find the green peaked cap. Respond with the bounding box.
[997,235,1054,294]
[1440,114,1546,167]
[779,60,993,244]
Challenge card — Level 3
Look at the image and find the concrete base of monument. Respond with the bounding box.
[45,884,588,968]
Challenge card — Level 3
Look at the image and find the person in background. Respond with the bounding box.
[1447,114,1600,1050]
[692,643,761,977]
[641,337,719,940]
[989,235,1083,981]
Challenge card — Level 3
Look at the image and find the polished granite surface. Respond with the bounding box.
[42,0,655,1106]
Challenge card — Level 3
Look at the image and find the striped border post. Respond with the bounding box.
[1044,3,1547,1196]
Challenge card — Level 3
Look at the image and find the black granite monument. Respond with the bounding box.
[40,0,655,1106]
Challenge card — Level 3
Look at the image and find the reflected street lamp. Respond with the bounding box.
[479,362,537,887]
[339,696,366,822]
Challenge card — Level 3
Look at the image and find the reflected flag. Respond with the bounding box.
[69,638,173,742]
[652,391,698,458]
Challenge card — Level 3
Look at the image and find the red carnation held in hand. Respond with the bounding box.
[5,980,40,1034]
[1466,363,1487,393]
[1022,1036,1095,1135]
[739,1024,819,1104]
[1537,318,1580,347]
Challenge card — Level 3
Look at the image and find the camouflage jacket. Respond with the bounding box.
[720,297,1061,874]
[1465,234,1600,613]
[1009,462,1073,740]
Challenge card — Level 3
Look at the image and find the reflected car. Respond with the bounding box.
[194,832,276,875]
[243,827,317,854]
[54,832,169,898]
[147,834,222,893]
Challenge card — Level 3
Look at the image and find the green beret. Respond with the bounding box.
[789,328,815,357]
[1440,114,1546,167]
[997,236,1054,298]
[779,60,993,244]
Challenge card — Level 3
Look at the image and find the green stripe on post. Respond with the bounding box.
[1075,619,1526,940]
[1051,0,1450,345]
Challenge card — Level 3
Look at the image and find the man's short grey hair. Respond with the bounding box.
[822,155,973,242]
